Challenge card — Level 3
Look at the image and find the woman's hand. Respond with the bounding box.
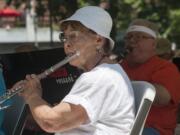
[13,74,42,103]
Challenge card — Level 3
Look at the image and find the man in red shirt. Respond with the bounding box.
[121,19,180,135]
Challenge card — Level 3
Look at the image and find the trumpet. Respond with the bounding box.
[0,52,80,110]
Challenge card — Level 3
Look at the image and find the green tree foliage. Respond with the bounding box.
[104,0,180,47]
[135,0,180,46]
[12,0,180,47]
[78,0,180,48]
[49,0,78,22]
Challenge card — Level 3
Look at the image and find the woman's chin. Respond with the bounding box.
[69,61,78,67]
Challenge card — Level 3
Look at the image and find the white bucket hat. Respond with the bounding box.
[60,6,114,50]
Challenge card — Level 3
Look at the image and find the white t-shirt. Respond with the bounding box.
[56,63,135,135]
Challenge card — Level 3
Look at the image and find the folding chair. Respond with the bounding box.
[130,81,156,135]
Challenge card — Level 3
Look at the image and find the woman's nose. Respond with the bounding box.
[64,41,72,49]
[64,42,75,54]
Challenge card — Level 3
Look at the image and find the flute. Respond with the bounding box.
[0,52,80,107]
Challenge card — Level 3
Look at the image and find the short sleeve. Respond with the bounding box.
[63,65,128,123]
[62,71,118,124]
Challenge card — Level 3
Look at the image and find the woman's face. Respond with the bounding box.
[62,25,100,70]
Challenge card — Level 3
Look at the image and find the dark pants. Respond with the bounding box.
[142,127,160,135]
[22,129,53,135]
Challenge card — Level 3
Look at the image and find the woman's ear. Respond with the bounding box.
[95,35,104,45]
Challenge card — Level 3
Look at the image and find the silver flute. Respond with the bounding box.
[0,52,80,107]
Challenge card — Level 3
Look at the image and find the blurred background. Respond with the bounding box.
[0,0,180,55]
[0,1,180,135]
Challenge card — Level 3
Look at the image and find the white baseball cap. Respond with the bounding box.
[60,6,114,50]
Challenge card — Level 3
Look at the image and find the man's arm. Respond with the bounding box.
[153,83,171,106]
